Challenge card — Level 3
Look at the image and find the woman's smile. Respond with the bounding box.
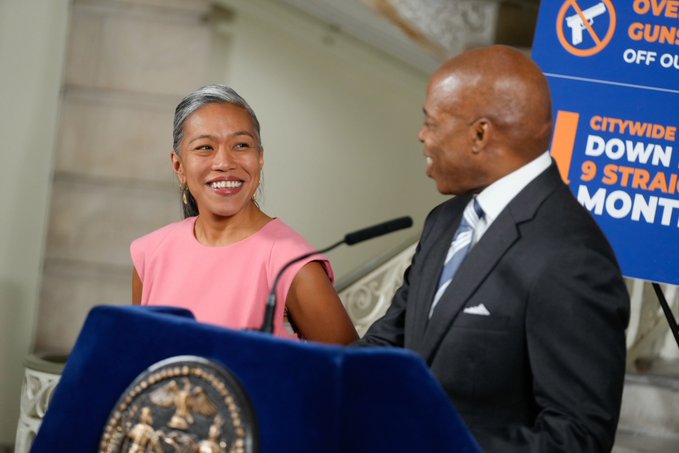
[172,102,264,220]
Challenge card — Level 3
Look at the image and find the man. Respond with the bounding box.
[358,45,630,452]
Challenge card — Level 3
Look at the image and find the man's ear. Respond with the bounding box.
[171,151,186,184]
[470,118,491,153]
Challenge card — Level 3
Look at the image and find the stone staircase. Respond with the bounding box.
[614,363,679,452]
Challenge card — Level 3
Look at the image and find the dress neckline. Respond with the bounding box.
[187,216,279,250]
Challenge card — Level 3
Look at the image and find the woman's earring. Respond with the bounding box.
[254,172,264,201]
[180,184,188,205]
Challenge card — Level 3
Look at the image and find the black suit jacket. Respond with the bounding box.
[359,164,630,452]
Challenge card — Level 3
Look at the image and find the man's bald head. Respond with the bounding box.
[419,45,554,194]
[438,46,552,157]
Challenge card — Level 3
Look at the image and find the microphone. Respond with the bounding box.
[259,216,413,333]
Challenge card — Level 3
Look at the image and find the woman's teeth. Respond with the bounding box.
[210,180,243,189]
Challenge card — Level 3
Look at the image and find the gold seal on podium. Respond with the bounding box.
[99,356,257,453]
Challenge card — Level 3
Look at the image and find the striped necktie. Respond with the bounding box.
[429,198,485,318]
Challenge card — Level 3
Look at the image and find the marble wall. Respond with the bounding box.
[36,0,212,352]
[0,0,70,443]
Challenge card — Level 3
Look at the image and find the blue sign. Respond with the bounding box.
[532,0,679,285]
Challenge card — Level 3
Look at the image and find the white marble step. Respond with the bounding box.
[613,431,679,453]
[614,372,679,452]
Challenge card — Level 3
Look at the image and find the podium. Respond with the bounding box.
[32,305,480,452]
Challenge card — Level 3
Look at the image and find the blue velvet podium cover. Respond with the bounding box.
[33,305,480,452]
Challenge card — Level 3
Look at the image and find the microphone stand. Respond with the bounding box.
[259,239,344,333]
[258,216,412,334]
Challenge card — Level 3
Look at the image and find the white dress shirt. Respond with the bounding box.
[473,151,552,244]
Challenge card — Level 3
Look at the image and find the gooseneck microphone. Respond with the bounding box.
[259,216,413,333]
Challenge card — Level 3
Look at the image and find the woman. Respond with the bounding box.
[131,85,358,344]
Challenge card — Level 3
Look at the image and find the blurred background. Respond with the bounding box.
[0,0,547,447]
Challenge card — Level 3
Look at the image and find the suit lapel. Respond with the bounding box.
[407,208,463,343]
[415,214,519,361]
[415,163,564,362]
[406,196,470,349]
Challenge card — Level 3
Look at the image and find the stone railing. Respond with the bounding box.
[337,238,417,336]
[626,280,679,371]
[15,353,67,453]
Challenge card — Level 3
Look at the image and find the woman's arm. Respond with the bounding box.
[285,261,358,345]
[132,269,142,305]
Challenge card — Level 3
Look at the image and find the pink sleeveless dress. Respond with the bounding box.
[131,217,334,339]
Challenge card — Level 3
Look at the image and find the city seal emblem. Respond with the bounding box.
[100,356,258,452]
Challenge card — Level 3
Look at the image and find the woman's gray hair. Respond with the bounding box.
[173,85,262,218]
[172,84,261,153]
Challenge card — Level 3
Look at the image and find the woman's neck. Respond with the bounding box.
[194,204,272,247]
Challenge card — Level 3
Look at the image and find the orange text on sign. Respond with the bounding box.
[579,160,679,195]
[590,116,677,141]
[633,0,679,17]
